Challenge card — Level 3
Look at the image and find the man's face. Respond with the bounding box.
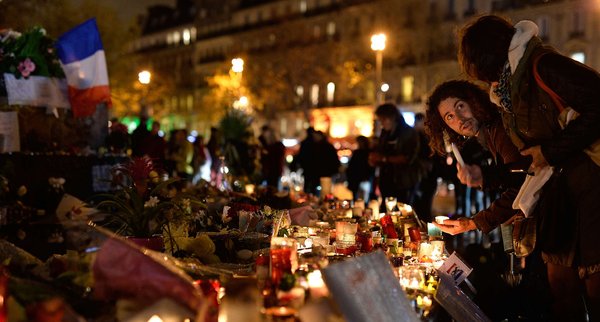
[378,116,394,131]
[438,97,480,137]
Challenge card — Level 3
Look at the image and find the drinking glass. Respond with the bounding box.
[385,197,397,214]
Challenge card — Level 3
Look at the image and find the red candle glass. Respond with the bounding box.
[270,248,292,285]
[408,227,422,242]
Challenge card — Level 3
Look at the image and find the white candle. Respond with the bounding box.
[307,270,329,298]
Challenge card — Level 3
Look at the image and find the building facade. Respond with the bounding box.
[132,0,600,139]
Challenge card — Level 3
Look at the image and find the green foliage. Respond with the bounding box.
[218,108,253,142]
[93,157,206,238]
[0,27,64,78]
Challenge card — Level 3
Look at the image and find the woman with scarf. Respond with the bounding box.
[459,14,600,320]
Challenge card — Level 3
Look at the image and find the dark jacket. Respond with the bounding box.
[377,123,421,192]
[471,118,529,233]
[504,36,600,266]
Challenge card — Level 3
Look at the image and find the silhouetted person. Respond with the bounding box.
[369,103,421,205]
[346,135,374,201]
[140,121,167,168]
[259,125,285,189]
[412,113,437,222]
[106,118,130,155]
[131,116,150,157]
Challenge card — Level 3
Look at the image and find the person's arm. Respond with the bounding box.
[537,53,600,165]
[434,218,477,235]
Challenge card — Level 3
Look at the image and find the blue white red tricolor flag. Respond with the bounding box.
[55,18,112,118]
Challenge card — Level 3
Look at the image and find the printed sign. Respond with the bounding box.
[438,251,473,285]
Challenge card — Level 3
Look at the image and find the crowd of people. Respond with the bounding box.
[101,13,600,321]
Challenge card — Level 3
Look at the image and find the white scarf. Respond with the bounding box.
[505,21,553,217]
[490,20,539,105]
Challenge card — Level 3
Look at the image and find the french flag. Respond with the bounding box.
[56,18,112,118]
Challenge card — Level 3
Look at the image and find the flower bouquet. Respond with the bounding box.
[92,156,205,250]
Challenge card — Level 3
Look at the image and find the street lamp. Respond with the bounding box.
[370,33,386,106]
[231,58,244,73]
[138,70,151,85]
[381,82,390,102]
[138,70,151,117]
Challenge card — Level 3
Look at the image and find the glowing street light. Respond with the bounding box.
[370,33,386,106]
[138,70,152,117]
[231,58,244,73]
[138,70,151,85]
[381,83,390,92]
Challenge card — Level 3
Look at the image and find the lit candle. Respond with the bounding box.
[435,216,449,224]
[422,296,433,308]
[307,270,329,298]
[244,184,255,194]
[409,278,420,289]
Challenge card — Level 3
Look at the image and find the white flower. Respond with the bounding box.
[222,206,232,223]
[144,196,160,208]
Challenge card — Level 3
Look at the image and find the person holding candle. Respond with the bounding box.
[457,15,600,321]
[426,80,530,236]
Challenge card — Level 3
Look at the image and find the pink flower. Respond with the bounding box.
[17,58,36,77]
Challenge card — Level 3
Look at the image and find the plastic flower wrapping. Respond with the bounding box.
[0,225,218,322]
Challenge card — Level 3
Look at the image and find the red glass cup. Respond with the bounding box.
[408,227,422,242]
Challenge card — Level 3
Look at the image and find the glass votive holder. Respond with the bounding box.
[430,240,445,259]
[368,200,380,220]
[335,221,357,246]
[435,216,449,224]
[408,227,422,242]
[312,231,330,247]
[356,231,373,252]
[354,199,365,210]
[418,242,434,261]
[270,237,299,275]
[399,265,425,290]
[427,222,442,237]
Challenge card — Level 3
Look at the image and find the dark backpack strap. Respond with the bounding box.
[533,52,566,113]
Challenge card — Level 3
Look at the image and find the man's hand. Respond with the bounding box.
[433,218,477,235]
[456,163,483,187]
[520,145,548,172]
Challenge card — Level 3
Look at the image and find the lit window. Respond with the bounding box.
[327,22,336,36]
[402,112,415,127]
[401,76,414,102]
[571,52,585,64]
[296,85,304,97]
[311,84,319,106]
[173,31,181,44]
[326,82,335,103]
[183,29,191,45]
[281,118,288,135]
[300,0,307,13]
[191,27,197,40]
